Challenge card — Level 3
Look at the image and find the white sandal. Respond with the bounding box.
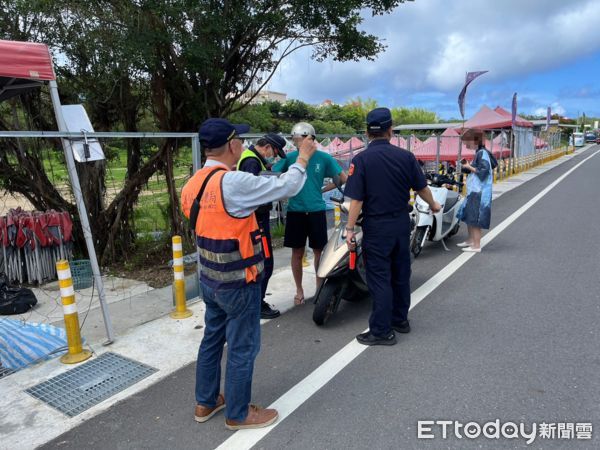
[462,246,481,253]
[456,241,472,248]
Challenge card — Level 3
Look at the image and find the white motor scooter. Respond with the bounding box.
[411,173,464,258]
[313,194,417,326]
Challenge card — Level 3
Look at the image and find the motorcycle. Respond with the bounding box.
[312,196,367,326]
[411,173,464,258]
[312,195,416,326]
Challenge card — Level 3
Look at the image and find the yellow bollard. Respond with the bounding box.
[56,260,92,364]
[170,236,193,319]
[334,204,341,227]
[302,247,310,267]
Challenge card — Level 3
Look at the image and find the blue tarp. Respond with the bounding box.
[0,318,67,370]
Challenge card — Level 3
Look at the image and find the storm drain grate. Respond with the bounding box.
[25,352,158,417]
[0,367,14,379]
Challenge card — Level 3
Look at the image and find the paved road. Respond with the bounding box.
[43,147,600,449]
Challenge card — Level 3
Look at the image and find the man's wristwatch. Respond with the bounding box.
[345,226,355,231]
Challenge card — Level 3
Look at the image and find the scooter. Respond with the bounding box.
[313,196,416,326]
[312,196,367,325]
[411,173,464,258]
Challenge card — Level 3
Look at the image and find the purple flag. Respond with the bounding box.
[545,106,551,131]
[511,93,517,126]
[458,71,488,119]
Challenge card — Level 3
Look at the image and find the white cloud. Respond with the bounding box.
[268,0,600,109]
[534,103,565,117]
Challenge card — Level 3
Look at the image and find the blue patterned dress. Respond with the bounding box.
[457,148,493,229]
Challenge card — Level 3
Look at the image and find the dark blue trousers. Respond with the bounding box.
[362,215,412,337]
[256,213,273,300]
[195,282,261,421]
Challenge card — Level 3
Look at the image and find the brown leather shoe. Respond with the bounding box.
[225,404,278,430]
[194,394,225,423]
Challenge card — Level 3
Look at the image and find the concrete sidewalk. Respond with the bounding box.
[0,144,594,450]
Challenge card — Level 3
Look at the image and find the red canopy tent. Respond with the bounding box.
[338,137,364,152]
[485,134,511,158]
[390,135,422,151]
[0,40,55,102]
[412,128,475,162]
[493,106,533,128]
[534,136,547,149]
[462,105,533,130]
[329,137,365,157]
[322,136,344,153]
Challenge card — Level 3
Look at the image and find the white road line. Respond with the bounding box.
[216,149,599,450]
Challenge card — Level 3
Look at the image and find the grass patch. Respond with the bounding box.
[271,222,285,239]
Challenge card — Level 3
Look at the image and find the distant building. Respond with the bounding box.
[241,90,287,104]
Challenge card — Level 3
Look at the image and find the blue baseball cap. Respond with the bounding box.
[199,118,250,149]
[366,107,393,132]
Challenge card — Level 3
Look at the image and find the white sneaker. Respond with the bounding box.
[456,241,472,248]
[462,246,481,253]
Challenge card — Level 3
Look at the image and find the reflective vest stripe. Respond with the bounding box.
[183,168,264,288]
[201,261,265,284]
[198,243,262,265]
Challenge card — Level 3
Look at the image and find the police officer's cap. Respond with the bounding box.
[262,133,287,159]
[366,107,393,132]
[199,118,250,149]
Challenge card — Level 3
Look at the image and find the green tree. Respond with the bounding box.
[281,100,315,121]
[228,103,274,132]
[312,119,355,134]
[391,107,438,125]
[0,0,415,263]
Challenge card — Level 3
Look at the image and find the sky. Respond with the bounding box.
[268,0,600,121]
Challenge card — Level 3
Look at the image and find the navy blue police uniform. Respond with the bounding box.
[344,108,427,339]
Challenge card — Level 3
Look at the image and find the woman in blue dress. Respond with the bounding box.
[456,129,494,253]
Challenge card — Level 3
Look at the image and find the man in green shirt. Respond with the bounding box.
[272,122,347,304]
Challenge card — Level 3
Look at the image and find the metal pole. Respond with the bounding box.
[510,129,515,175]
[489,131,494,179]
[191,135,202,299]
[49,80,115,344]
[435,134,441,172]
[192,135,201,173]
[457,135,463,168]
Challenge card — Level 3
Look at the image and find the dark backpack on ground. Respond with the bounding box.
[0,274,38,315]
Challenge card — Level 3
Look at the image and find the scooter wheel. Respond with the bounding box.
[313,279,343,326]
[411,227,426,259]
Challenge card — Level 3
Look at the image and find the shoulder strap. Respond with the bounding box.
[189,167,226,232]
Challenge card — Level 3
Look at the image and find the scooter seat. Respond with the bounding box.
[443,190,459,213]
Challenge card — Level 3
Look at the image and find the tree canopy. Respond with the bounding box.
[229,98,438,134]
[0,0,416,263]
